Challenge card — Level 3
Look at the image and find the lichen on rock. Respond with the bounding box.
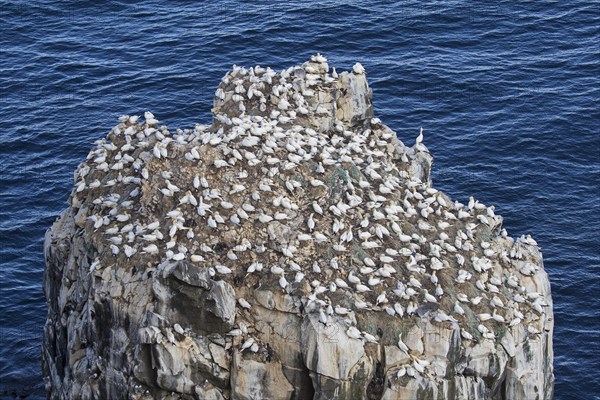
[43,54,554,399]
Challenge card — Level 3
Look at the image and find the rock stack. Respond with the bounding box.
[43,55,554,399]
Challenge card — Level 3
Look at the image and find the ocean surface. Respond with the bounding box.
[0,1,598,398]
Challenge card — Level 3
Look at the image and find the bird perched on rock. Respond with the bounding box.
[353,62,365,74]
[62,56,549,391]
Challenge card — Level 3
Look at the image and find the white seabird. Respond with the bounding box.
[352,62,365,74]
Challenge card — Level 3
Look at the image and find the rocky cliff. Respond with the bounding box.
[43,55,554,399]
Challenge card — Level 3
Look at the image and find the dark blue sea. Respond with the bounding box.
[1,1,598,398]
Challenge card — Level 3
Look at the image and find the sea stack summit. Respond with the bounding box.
[43,55,554,399]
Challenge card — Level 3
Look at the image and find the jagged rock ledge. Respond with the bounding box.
[43,55,554,399]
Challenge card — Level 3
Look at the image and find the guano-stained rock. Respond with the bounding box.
[43,55,554,399]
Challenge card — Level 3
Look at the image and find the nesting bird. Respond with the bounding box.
[70,55,547,372]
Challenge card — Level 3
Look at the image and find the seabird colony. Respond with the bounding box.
[71,54,549,380]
